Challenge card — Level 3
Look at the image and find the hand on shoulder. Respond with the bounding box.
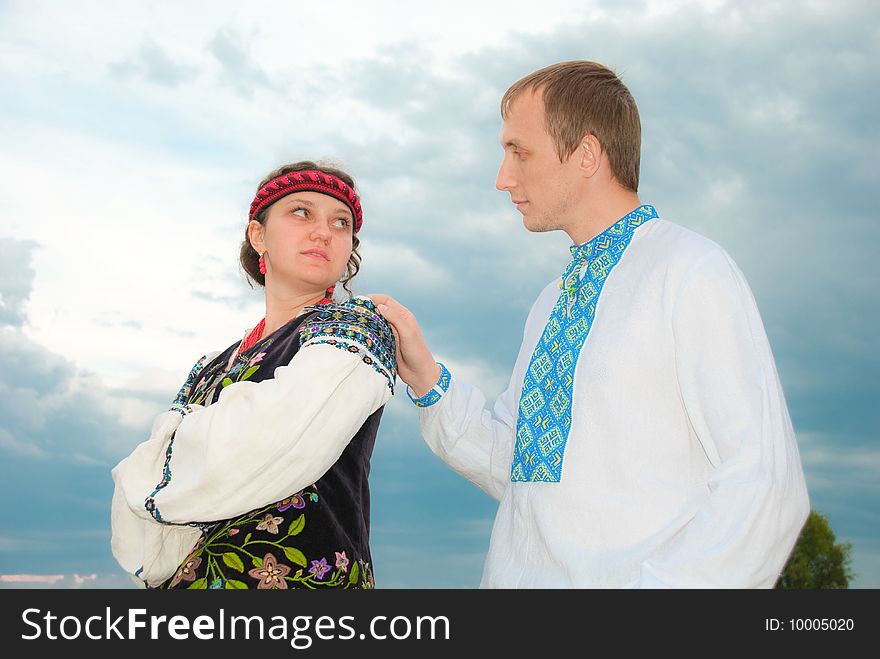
[365,294,441,397]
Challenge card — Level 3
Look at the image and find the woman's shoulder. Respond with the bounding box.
[298,296,397,389]
[300,296,393,341]
[305,296,387,320]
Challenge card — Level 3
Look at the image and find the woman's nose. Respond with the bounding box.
[311,219,332,241]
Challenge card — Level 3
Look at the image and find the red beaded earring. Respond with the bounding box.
[259,253,266,275]
[318,284,335,306]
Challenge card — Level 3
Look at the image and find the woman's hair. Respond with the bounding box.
[239,160,362,297]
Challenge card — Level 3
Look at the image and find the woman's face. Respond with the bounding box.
[255,191,354,293]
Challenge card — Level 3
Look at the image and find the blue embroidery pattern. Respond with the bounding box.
[170,354,209,414]
[299,296,398,391]
[145,354,213,523]
[407,362,451,407]
[144,439,175,523]
[511,205,658,482]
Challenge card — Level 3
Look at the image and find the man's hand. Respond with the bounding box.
[367,294,441,397]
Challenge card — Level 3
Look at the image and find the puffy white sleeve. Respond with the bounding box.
[637,248,810,588]
[110,297,397,586]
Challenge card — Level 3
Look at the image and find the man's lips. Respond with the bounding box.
[513,200,528,209]
[302,249,329,261]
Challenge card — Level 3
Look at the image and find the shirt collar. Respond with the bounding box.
[569,204,659,263]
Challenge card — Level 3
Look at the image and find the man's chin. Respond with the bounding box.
[523,215,563,233]
[522,215,553,234]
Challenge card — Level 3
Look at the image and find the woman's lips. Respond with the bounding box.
[302,249,329,261]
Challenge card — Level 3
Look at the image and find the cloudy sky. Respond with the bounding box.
[0,0,877,588]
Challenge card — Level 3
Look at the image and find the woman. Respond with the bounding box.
[111,161,396,589]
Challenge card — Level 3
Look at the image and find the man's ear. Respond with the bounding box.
[247,219,266,254]
[579,134,602,178]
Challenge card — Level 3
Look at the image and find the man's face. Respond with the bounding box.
[495,89,580,234]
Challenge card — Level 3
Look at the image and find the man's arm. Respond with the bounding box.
[637,248,810,588]
[369,294,521,500]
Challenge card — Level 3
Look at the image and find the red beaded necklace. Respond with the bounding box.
[236,289,334,357]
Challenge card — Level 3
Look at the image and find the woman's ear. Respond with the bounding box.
[247,219,265,254]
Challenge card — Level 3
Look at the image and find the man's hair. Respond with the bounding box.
[501,61,641,192]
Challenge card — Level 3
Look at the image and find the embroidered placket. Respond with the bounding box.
[510,205,658,482]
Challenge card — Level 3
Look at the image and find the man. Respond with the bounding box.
[370,61,809,587]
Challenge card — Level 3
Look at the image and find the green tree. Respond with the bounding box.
[776,510,854,589]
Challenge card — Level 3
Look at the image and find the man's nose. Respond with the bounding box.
[495,157,515,191]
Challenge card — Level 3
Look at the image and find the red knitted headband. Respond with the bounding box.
[249,170,363,232]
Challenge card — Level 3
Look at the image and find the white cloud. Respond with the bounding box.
[743,93,804,127]
[0,572,133,589]
[0,238,38,326]
[0,427,48,459]
[0,573,65,584]
[0,121,262,387]
[362,240,452,289]
[0,328,169,462]
[108,39,197,87]
[438,355,510,403]
[797,432,880,489]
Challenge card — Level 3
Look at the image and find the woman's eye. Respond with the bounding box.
[334,218,351,228]
[291,207,308,217]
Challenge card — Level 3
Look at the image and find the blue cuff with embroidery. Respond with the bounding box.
[407,362,451,407]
